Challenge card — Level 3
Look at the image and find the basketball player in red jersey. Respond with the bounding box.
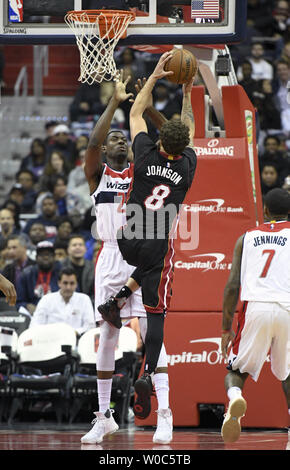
[221,188,290,443]
[98,52,197,426]
[81,71,173,445]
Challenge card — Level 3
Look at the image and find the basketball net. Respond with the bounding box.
[65,10,135,84]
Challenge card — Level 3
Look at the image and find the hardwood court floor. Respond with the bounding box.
[0,425,288,451]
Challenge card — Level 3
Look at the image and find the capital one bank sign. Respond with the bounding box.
[167,338,270,367]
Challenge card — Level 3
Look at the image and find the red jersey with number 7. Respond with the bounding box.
[126,132,197,238]
[240,220,290,302]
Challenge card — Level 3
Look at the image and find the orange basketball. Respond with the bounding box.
[164,49,198,84]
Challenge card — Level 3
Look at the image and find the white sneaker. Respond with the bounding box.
[153,408,173,444]
[221,396,247,443]
[81,409,119,444]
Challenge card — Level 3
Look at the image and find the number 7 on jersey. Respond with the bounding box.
[260,249,275,278]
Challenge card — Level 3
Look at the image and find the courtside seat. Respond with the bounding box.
[70,326,139,424]
[0,327,18,422]
[8,323,78,424]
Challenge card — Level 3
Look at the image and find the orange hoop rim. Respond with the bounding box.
[65,9,136,24]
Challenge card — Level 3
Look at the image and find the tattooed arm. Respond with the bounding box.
[181,80,195,149]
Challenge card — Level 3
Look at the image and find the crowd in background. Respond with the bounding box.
[0,0,289,338]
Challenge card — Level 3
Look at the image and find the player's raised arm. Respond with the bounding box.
[181,80,195,148]
[84,70,133,193]
[133,78,168,131]
[129,52,173,141]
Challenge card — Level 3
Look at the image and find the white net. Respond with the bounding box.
[65,10,135,84]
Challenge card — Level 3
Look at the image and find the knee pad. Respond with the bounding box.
[96,321,120,371]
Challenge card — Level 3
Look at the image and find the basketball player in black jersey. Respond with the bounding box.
[98,52,197,420]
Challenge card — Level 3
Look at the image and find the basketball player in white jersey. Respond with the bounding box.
[221,188,290,443]
[81,71,172,445]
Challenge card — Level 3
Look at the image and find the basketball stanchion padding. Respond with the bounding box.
[65,9,135,84]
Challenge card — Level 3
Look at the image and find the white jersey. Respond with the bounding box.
[90,163,134,242]
[240,221,290,302]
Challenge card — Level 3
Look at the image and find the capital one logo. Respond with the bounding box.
[167,337,225,366]
[175,253,232,272]
[184,198,244,215]
[167,337,271,366]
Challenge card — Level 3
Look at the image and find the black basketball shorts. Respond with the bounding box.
[117,229,174,314]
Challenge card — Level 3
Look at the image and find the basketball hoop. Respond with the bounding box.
[65,10,135,84]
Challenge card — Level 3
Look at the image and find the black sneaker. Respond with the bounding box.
[133,373,153,419]
[98,296,122,329]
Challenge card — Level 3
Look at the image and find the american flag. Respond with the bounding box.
[191,0,220,19]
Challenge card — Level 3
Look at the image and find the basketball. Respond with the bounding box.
[164,49,198,84]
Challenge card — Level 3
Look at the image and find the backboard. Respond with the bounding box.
[0,0,247,45]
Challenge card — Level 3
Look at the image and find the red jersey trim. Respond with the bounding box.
[159,151,182,161]
[104,163,134,179]
[247,221,290,233]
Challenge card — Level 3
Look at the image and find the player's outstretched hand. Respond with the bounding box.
[114,69,134,103]
[131,78,153,108]
[0,274,17,306]
[152,51,174,80]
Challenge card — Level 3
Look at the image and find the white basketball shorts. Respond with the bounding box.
[227,301,290,382]
[94,241,146,322]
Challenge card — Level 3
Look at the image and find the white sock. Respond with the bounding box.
[153,373,169,410]
[227,386,242,402]
[97,378,112,414]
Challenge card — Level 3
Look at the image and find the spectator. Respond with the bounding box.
[20,138,47,179]
[47,124,76,169]
[0,235,35,297]
[69,83,105,123]
[260,163,282,195]
[37,150,71,193]
[273,60,290,111]
[237,43,274,81]
[16,241,61,315]
[61,234,94,301]
[29,267,95,337]
[7,184,30,215]
[282,175,290,193]
[48,175,86,228]
[1,199,22,231]
[0,208,20,246]
[43,120,58,149]
[278,40,290,67]
[67,148,92,211]
[52,217,74,245]
[260,135,290,180]
[74,135,89,164]
[15,169,38,213]
[238,60,261,102]
[53,241,68,262]
[273,60,290,144]
[153,81,181,120]
[24,195,61,240]
[26,222,47,261]
[0,240,9,271]
[252,79,282,131]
